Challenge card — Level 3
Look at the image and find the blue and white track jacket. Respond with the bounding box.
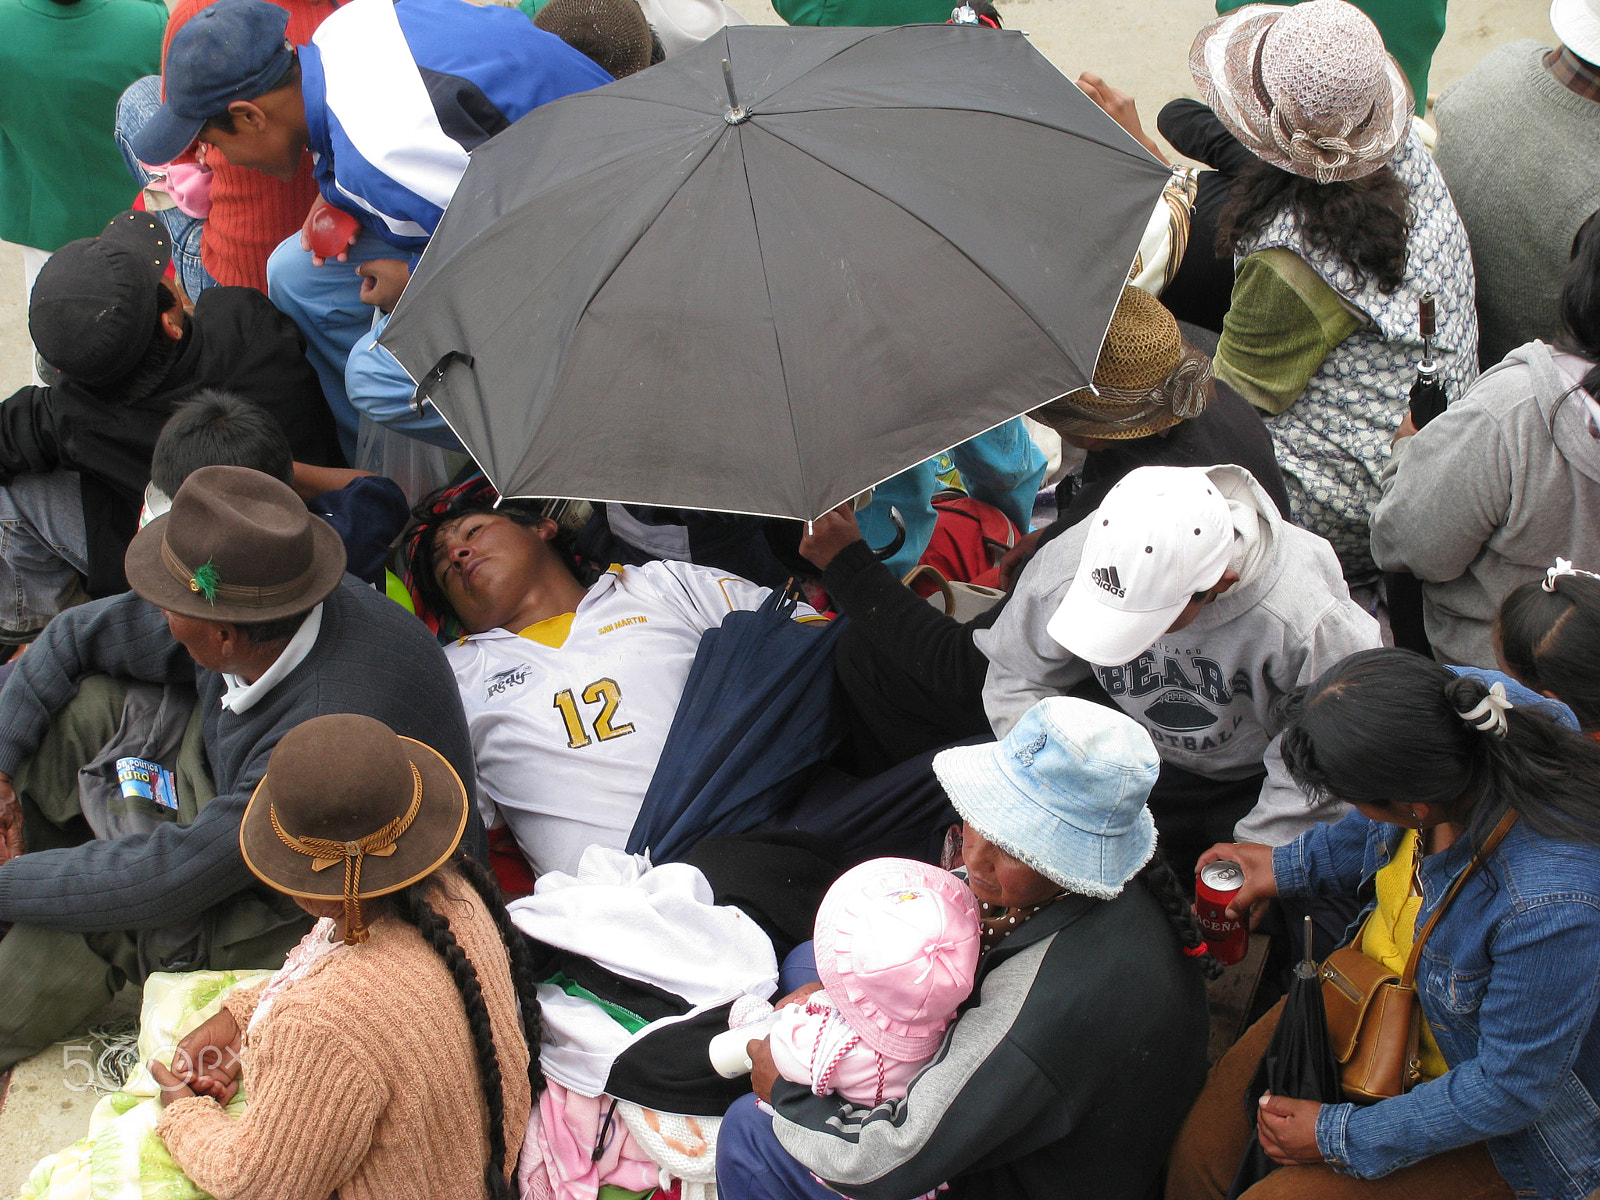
[300,0,612,250]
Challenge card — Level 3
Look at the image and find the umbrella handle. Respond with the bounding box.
[722,59,750,125]
[870,506,907,561]
[411,350,475,413]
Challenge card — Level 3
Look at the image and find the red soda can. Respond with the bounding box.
[1194,860,1249,966]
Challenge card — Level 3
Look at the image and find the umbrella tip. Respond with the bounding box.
[722,58,750,125]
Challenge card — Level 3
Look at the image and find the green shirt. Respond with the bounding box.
[0,0,166,251]
[1215,0,1446,116]
[775,0,952,28]
[1214,247,1362,415]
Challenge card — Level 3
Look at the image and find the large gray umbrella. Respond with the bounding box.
[381,23,1170,520]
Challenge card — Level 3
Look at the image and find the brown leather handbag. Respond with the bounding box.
[1319,809,1516,1104]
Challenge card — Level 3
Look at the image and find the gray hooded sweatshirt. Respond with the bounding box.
[1370,340,1600,669]
[976,464,1380,845]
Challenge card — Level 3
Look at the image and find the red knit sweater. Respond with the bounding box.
[161,0,335,292]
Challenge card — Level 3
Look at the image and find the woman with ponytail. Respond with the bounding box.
[1168,648,1600,1200]
[1373,207,1600,670]
[717,697,1212,1200]
[147,713,541,1199]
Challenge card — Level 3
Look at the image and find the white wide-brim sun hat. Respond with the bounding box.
[933,697,1160,901]
[1552,0,1600,65]
[1189,0,1412,184]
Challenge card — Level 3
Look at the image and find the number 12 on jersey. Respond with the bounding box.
[552,678,636,749]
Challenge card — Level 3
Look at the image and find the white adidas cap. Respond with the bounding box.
[1047,466,1234,667]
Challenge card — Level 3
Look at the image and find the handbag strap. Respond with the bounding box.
[900,563,956,616]
[1401,808,1517,986]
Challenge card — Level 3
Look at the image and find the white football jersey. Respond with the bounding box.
[448,560,820,876]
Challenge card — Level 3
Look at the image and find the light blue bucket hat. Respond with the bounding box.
[933,698,1160,900]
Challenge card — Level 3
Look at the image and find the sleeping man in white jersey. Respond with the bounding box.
[405,481,829,877]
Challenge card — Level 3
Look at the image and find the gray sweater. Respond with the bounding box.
[977,465,1380,845]
[1435,42,1600,369]
[1370,340,1600,669]
[0,579,477,932]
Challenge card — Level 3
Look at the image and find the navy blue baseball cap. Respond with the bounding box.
[130,0,296,166]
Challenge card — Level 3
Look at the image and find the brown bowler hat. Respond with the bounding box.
[125,464,346,623]
[240,715,469,944]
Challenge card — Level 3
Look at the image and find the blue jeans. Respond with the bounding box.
[113,76,215,301]
[267,229,404,462]
[0,470,88,639]
[779,942,819,995]
[717,1093,840,1200]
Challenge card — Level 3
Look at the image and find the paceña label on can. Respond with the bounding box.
[1194,859,1248,965]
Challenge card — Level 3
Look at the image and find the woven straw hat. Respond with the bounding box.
[1189,0,1412,185]
[1031,286,1212,440]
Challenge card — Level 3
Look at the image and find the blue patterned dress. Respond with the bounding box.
[1238,131,1479,582]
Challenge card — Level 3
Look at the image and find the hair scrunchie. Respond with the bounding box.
[1542,557,1600,593]
[1458,681,1512,740]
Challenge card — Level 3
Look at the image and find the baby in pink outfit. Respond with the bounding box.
[769,857,980,1107]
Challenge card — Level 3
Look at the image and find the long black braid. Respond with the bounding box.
[391,859,524,1200]
[1137,852,1223,981]
[447,851,547,1097]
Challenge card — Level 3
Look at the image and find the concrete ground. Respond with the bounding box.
[0,0,1555,1191]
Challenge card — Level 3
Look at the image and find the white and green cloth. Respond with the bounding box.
[15,970,269,1200]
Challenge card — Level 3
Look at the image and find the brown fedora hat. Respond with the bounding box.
[240,715,469,943]
[125,464,346,623]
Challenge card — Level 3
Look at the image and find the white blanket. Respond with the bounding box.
[510,846,777,1096]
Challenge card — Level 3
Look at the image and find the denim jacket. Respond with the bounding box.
[1273,809,1600,1200]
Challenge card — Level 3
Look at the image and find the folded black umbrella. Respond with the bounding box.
[1389,291,1446,655]
[1408,291,1448,429]
[625,588,847,863]
[1228,917,1343,1199]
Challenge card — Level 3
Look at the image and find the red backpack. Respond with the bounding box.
[909,491,1020,595]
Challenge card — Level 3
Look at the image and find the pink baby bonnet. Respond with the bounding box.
[812,858,981,1061]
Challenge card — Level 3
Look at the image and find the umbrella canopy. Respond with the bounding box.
[625,587,846,863]
[1227,917,1343,1198]
[381,23,1171,520]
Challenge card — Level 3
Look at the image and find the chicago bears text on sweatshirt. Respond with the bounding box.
[976,464,1381,845]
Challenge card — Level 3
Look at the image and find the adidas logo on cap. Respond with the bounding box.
[1091,565,1125,598]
